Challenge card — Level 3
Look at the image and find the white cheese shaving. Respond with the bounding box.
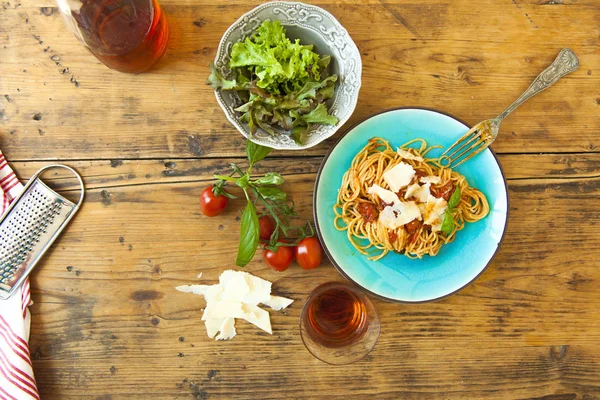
[262,295,294,311]
[242,273,272,305]
[241,304,272,334]
[382,162,415,192]
[420,176,441,184]
[177,270,293,340]
[215,318,236,340]
[398,201,422,225]
[367,184,399,205]
[175,284,211,296]
[379,206,403,229]
[378,201,422,229]
[202,300,245,321]
[196,272,203,279]
[205,318,225,339]
[397,148,424,162]
[423,194,448,232]
[404,182,431,203]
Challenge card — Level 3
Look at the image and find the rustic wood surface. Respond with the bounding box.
[1,0,599,399]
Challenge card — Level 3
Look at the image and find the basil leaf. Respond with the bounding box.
[256,186,287,202]
[236,201,260,267]
[448,187,462,209]
[246,140,272,166]
[441,210,455,234]
[255,172,284,186]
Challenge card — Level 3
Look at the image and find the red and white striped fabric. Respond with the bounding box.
[0,150,39,400]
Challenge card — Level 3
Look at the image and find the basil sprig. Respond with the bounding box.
[214,140,311,267]
[441,187,461,235]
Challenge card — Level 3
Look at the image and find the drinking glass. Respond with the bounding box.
[56,0,169,73]
[300,281,380,365]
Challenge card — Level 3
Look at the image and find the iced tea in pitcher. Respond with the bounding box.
[57,0,169,73]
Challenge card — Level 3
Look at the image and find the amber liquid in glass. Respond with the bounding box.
[304,287,368,348]
[73,0,169,73]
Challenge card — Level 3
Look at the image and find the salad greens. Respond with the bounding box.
[207,20,339,145]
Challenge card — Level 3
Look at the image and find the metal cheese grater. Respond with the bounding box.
[0,164,84,300]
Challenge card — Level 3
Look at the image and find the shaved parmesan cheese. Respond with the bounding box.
[420,176,441,184]
[367,184,399,205]
[177,270,292,340]
[205,284,224,302]
[379,201,422,229]
[405,182,431,203]
[241,304,272,334]
[382,162,415,192]
[205,318,225,339]
[202,300,245,321]
[216,318,236,341]
[379,206,403,229]
[423,195,448,232]
[397,201,422,225]
[242,273,272,305]
[397,148,424,162]
[197,272,203,279]
[220,273,251,302]
[176,284,211,296]
[262,295,294,311]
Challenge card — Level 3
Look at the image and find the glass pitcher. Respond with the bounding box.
[56,0,169,73]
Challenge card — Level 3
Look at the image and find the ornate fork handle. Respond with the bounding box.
[495,48,580,123]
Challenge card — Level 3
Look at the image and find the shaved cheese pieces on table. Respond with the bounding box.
[176,270,293,341]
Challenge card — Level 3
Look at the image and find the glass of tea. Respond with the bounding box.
[300,281,380,365]
[56,0,169,73]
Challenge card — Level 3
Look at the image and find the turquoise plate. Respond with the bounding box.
[314,108,509,303]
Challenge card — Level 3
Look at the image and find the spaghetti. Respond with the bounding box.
[334,137,489,260]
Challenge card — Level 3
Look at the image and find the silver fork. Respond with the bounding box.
[440,48,580,168]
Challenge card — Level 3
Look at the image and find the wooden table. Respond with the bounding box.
[1,0,599,398]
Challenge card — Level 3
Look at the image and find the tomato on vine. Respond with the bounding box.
[258,216,276,240]
[295,237,322,270]
[199,186,230,217]
[263,246,293,272]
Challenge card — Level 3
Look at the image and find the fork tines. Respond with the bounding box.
[440,124,491,168]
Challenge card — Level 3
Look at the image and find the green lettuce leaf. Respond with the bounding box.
[297,103,339,125]
[290,124,311,146]
[229,20,322,95]
[206,63,238,90]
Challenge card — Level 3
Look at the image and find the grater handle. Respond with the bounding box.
[32,164,85,208]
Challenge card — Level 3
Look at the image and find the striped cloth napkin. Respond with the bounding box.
[0,150,40,400]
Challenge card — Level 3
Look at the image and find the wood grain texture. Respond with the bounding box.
[9,157,600,399]
[1,0,600,398]
[0,0,599,160]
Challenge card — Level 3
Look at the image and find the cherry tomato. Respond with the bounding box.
[295,237,322,270]
[259,216,276,240]
[199,186,229,217]
[263,246,293,272]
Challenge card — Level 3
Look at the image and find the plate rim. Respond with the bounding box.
[313,106,510,303]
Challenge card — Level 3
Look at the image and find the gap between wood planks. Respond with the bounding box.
[6,150,600,163]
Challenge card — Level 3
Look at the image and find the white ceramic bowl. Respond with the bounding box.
[213,1,362,150]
